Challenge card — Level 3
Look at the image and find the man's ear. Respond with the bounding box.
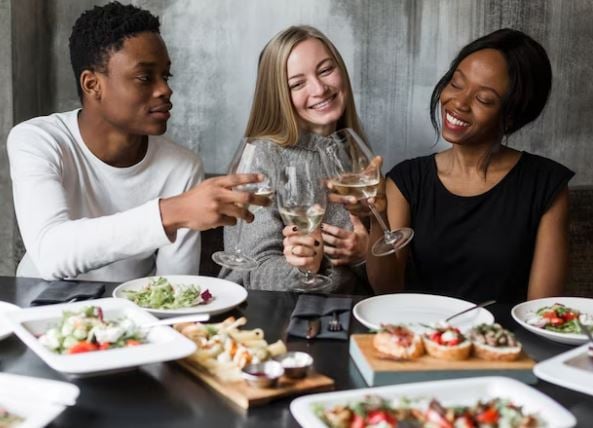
[80,70,102,101]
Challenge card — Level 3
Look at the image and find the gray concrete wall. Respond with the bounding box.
[1,0,592,274]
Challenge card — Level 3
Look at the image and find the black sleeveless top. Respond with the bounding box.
[387,152,574,304]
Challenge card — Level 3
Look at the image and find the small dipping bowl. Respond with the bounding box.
[274,351,313,379]
[241,361,284,388]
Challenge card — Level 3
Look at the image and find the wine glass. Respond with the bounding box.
[211,138,276,271]
[320,128,414,256]
[277,163,331,291]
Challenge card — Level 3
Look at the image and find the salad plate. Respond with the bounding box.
[512,297,593,345]
[113,275,248,318]
[2,297,196,376]
[290,376,576,428]
[0,372,79,428]
[0,301,20,340]
[353,293,494,333]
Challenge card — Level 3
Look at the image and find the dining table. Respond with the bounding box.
[1,275,593,427]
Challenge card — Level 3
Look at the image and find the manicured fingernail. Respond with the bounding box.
[292,226,298,232]
[314,240,320,247]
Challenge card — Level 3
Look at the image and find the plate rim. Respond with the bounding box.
[534,343,593,397]
[112,274,248,317]
[0,301,21,340]
[289,376,576,428]
[511,296,593,345]
[353,293,494,331]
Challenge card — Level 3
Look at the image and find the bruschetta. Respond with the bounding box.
[469,323,522,361]
[423,326,471,360]
[373,324,425,360]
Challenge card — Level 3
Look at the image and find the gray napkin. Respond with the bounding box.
[287,294,352,340]
[30,281,105,306]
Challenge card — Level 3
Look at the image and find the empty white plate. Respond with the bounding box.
[353,293,494,332]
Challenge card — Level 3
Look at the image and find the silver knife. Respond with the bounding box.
[306,318,321,339]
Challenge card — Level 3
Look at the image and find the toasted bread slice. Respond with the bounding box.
[423,336,472,360]
[373,324,425,360]
[470,323,522,361]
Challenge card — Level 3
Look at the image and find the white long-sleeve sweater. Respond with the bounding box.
[7,109,203,282]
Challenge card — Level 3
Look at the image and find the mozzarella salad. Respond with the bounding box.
[39,306,145,354]
[526,303,593,334]
[124,277,213,309]
[315,395,541,428]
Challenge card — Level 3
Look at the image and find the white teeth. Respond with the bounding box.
[446,112,469,127]
[310,96,334,110]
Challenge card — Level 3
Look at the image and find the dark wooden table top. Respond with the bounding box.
[1,276,592,427]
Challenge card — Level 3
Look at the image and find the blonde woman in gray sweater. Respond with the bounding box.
[220,26,371,294]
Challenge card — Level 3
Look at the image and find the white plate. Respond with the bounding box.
[113,275,247,318]
[0,372,79,428]
[353,293,494,333]
[534,343,593,397]
[2,297,196,375]
[512,297,593,345]
[0,301,20,340]
[290,376,576,428]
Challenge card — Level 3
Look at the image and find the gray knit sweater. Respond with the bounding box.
[219,134,368,294]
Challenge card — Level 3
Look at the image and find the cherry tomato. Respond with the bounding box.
[476,407,499,423]
[366,410,397,426]
[68,341,99,354]
[350,414,364,428]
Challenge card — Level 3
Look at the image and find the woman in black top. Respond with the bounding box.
[365,29,574,303]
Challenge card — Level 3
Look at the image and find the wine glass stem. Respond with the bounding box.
[233,219,246,258]
[366,199,391,235]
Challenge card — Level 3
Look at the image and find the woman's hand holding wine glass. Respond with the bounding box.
[320,128,413,256]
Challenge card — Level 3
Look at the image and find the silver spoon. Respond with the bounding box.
[444,300,497,324]
[141,313,210,329]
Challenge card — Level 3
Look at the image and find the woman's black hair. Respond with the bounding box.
[430,28,552,137]
[69,1,160,101]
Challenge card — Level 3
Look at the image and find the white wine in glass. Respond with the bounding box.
[211,138,276,271]
[321,128,414,256]
[277,164,331,291]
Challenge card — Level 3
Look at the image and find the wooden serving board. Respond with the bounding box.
[350,334,537,386]
[177,359,334,409]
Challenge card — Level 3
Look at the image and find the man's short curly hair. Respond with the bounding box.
[69,1,160,100]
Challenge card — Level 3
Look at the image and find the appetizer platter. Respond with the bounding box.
[290,377,576,428]
[351,323,535,386]
[2,298,196,375]
[113,275,247,318]
[512,297,593,345]
[175,316,334,408]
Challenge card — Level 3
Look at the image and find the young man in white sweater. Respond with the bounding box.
[7,2,267,282]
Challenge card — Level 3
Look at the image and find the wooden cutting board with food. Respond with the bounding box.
[351,323,536,386]
[174,316,334,408]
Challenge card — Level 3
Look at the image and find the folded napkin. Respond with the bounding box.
[287,294,352,340]
[30,281,105,306]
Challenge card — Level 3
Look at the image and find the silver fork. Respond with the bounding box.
[328,311,343,332]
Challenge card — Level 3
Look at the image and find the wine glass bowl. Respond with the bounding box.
[211,139,277,271]
[321,128,414,256]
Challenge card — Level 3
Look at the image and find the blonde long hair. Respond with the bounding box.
[244,25,366,146]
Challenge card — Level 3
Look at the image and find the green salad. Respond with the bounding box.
[124,277,213,310]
